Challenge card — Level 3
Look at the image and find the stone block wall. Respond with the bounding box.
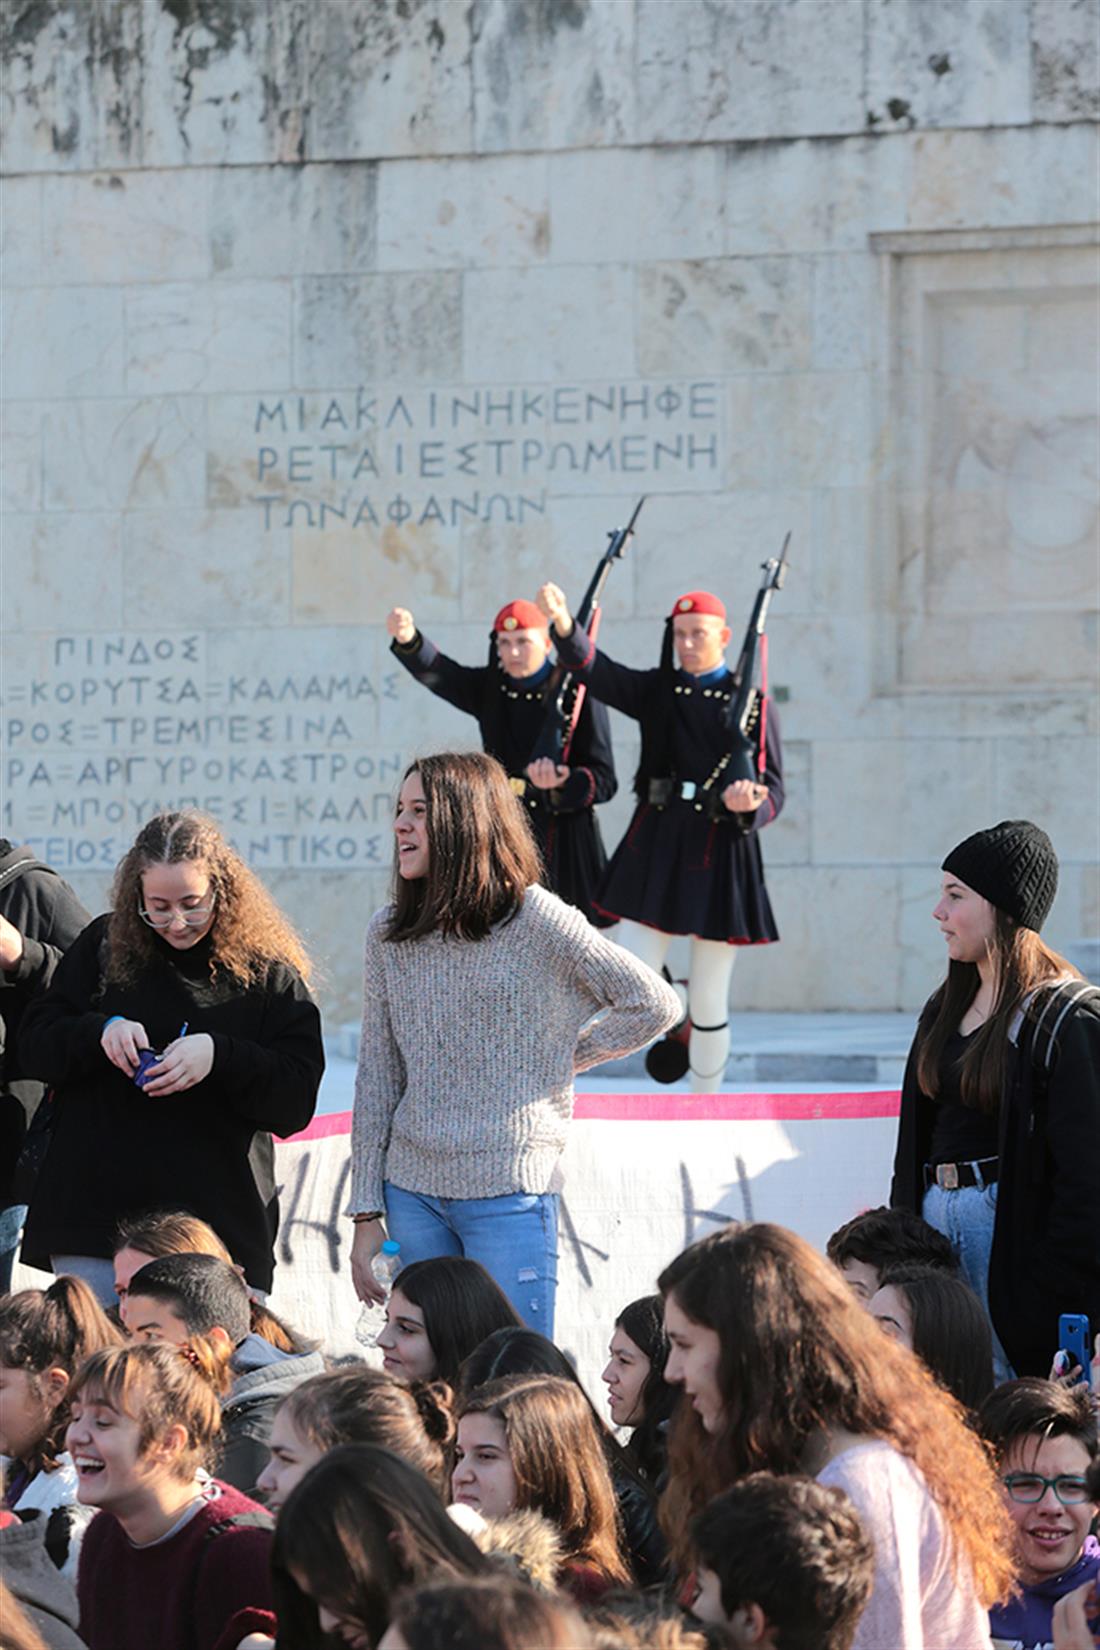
[2,0,1097,1019]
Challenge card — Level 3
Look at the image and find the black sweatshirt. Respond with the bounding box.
[18,914,324,1291]
[0,843,92,1200]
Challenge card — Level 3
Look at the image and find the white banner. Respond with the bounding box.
[14,1093,899,1399]
[265,1092,900,1394]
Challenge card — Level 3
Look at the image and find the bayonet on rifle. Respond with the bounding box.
[530,498,646,766]
[723,532,791,785]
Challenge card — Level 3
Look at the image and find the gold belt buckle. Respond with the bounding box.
[939,1163,960,1190]
[509,776,527,797]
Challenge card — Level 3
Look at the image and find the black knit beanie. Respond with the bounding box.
[942,820,1058,932]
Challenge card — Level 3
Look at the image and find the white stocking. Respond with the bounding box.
[687,938,736,1093]
[614,920,677,999]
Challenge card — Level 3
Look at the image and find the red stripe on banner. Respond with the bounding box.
[286,1090,901,1144]
[574,1091,901,1122]
[287,1111,354,1143]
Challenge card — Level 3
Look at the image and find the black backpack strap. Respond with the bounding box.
[1011,979,1100,1071]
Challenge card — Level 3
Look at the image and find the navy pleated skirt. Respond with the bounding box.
[592,802,779,944]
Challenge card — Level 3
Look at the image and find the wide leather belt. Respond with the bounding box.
[924,1156,999,1191]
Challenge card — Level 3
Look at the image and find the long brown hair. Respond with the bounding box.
[385,753,542,943]
[458,1375,630,1586]
[657,1223,1015,1606]
[0,1277,124,1475]
[915,909,1078,1111]
[105,810,313,987]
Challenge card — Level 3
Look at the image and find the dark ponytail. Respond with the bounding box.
[615,1295,678,1484]
[0,1277,124,1472]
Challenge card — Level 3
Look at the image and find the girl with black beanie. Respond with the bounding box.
[890,819,1100,1379]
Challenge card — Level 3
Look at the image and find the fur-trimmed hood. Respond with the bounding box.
[470,1507,564,1593]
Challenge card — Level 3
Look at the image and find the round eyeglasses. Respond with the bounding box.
[1002,1472,1090,1505]
[137,895,216,930]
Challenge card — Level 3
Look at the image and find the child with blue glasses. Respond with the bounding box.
[979,1378,1100,1650]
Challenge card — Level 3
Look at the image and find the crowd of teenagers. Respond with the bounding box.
[1,1214,1098,1650]
[0,697,1097,1648]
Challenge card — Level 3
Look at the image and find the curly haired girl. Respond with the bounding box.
[20,810,324,1302]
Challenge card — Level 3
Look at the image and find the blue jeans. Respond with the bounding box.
[922,1178,1015,1383]
[384,1183,559,1335]
[50,1254,117,1309]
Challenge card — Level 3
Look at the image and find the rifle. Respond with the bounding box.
[529,497,646,766]
[720,532,791,786]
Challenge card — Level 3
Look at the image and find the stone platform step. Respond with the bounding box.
[329,1011,915,1088]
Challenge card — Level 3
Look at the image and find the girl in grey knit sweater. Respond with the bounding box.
[348,752,682,1335]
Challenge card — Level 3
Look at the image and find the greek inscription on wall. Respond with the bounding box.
[5,379,725,871]
[243,379,723,530]
[4,631,404,870]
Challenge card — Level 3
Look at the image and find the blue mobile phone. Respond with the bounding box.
[133,1048,163,1089]
[1058,1314,1092,1388]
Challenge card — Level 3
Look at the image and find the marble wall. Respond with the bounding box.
[2,0,1097,1018]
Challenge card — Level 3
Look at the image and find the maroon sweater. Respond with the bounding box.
[77,1480,276,1650]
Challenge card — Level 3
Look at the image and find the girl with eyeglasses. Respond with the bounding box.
[18,811,324,1305]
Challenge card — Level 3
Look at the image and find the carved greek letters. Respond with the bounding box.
[5,630,405,869]
[248,379,721,530]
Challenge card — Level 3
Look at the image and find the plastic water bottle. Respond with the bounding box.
[354,1239,401,1347]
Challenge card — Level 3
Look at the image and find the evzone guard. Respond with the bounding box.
[386,599,616,924]
[536,563,786,1092]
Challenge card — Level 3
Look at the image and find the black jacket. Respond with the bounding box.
[0,843,91,1203]
[550,627,784,826]
[218,1338,326,1496]
[891,981,1100,1376]
[614,1467,668,1588]
[18,914,324,1292]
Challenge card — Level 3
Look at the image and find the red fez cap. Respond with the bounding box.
[670,590,727,622]
[493,599,549,634]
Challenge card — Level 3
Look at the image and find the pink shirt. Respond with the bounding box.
[817,1441,991,1650]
